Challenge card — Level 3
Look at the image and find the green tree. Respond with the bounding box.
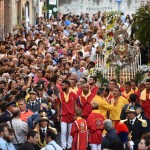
[133,5,150,47]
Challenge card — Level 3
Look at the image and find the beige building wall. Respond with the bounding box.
[3,0,36,36]
[0,0,4,40]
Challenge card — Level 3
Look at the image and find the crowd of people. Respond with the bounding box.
[0,11,150,150]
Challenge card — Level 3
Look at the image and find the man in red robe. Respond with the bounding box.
[88,76,98,96]
[57,80,78,150]
[122,82,134,101]
[140,79,150,119]
[87,101,105,150]
[70,108,88,150]
[78,83,95,120]
[131,79,140,102]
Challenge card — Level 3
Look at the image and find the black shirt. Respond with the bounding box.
[19,141,35,150]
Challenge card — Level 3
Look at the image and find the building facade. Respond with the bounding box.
[0,0,37,40]
[58,0,147,15]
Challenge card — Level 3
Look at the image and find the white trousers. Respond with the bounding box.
[61,122,72,149]
[91,144,101,150]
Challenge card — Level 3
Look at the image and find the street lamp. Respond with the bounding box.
[116,0,122,12]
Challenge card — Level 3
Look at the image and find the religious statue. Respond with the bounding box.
[107,29,140,68]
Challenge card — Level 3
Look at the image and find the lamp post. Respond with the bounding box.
[116,0,122,12]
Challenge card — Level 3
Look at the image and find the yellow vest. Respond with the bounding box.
[92,95,114,119]
[110,96,128,120]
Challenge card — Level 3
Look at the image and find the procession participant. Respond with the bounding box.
[57,80,78,150]
[44,129,62,150]
[88,76,98,96]
[122,82,134,101]
[35,84,48,105]
[110,87,128,129]
[78,83,95,120]
[19,130,39,150]
[70,108,88,150]
[130,79,140,100]
[107,79,117,102]
[26,88,41,112]
[120,105,148,150]
[87,101,105,150]
[0,100,17,123]
[34,112,57,150]
[139,79,150,119]
[120,94,141,120]
[92,88,114,119]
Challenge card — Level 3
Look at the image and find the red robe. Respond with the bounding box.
[78,92,95,120]
[133,87,141,103]
[87,110,104,144]
[57,90,78,123]
[141,90,150,119]
[90,85,98,96]
[70,117,88,150]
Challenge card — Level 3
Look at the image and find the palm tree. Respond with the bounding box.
[133,5,150,47]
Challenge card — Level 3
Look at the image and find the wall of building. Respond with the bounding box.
[58,0,142,15]
[0,0,4,40]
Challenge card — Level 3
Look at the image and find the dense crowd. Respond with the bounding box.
[0,11,150,150]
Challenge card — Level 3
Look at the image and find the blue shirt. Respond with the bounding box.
[45,140,62,150]
[6,142,16,150]
[70,67,82,80]
[64,20,71,26]
[0,137,7,150]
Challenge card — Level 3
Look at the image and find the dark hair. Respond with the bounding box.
[0,124,5,133]
[27,130,38,139]
[142,132,150,147]
[47,129,56,141]
[0,123,8,133]
[114,86,121,92]
[13,109,20,117]
[78,51,83,57]
[82,77,87,83]
[72,59,79,65]
[129,94,137,103]
[15,93,26,102]
[105,88,110,94]
[62,80,70,86]
[0,101,7,112]
[88,61,95,67]
[8,127,14,134]
[125,82,131,86]
[89,76,97,83]
[76,108,82,116]
[64,62,71,67]
[8,68,15,74]
[109,79,117,84]
[146,79,150,83]
[97,88,105,95]
[130,79,137,85]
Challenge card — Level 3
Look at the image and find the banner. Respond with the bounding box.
[49,0,57,5]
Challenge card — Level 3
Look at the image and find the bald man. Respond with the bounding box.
[78,83,95,120]
[87,102,105,150]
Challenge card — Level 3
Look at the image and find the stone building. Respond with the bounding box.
[0,0,37,40]
[58,0,147,15]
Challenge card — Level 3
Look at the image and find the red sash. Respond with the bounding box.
[72,119,88,150]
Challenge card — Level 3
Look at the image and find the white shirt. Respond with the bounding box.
[130,117,136,125]
[41,127,47,133]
